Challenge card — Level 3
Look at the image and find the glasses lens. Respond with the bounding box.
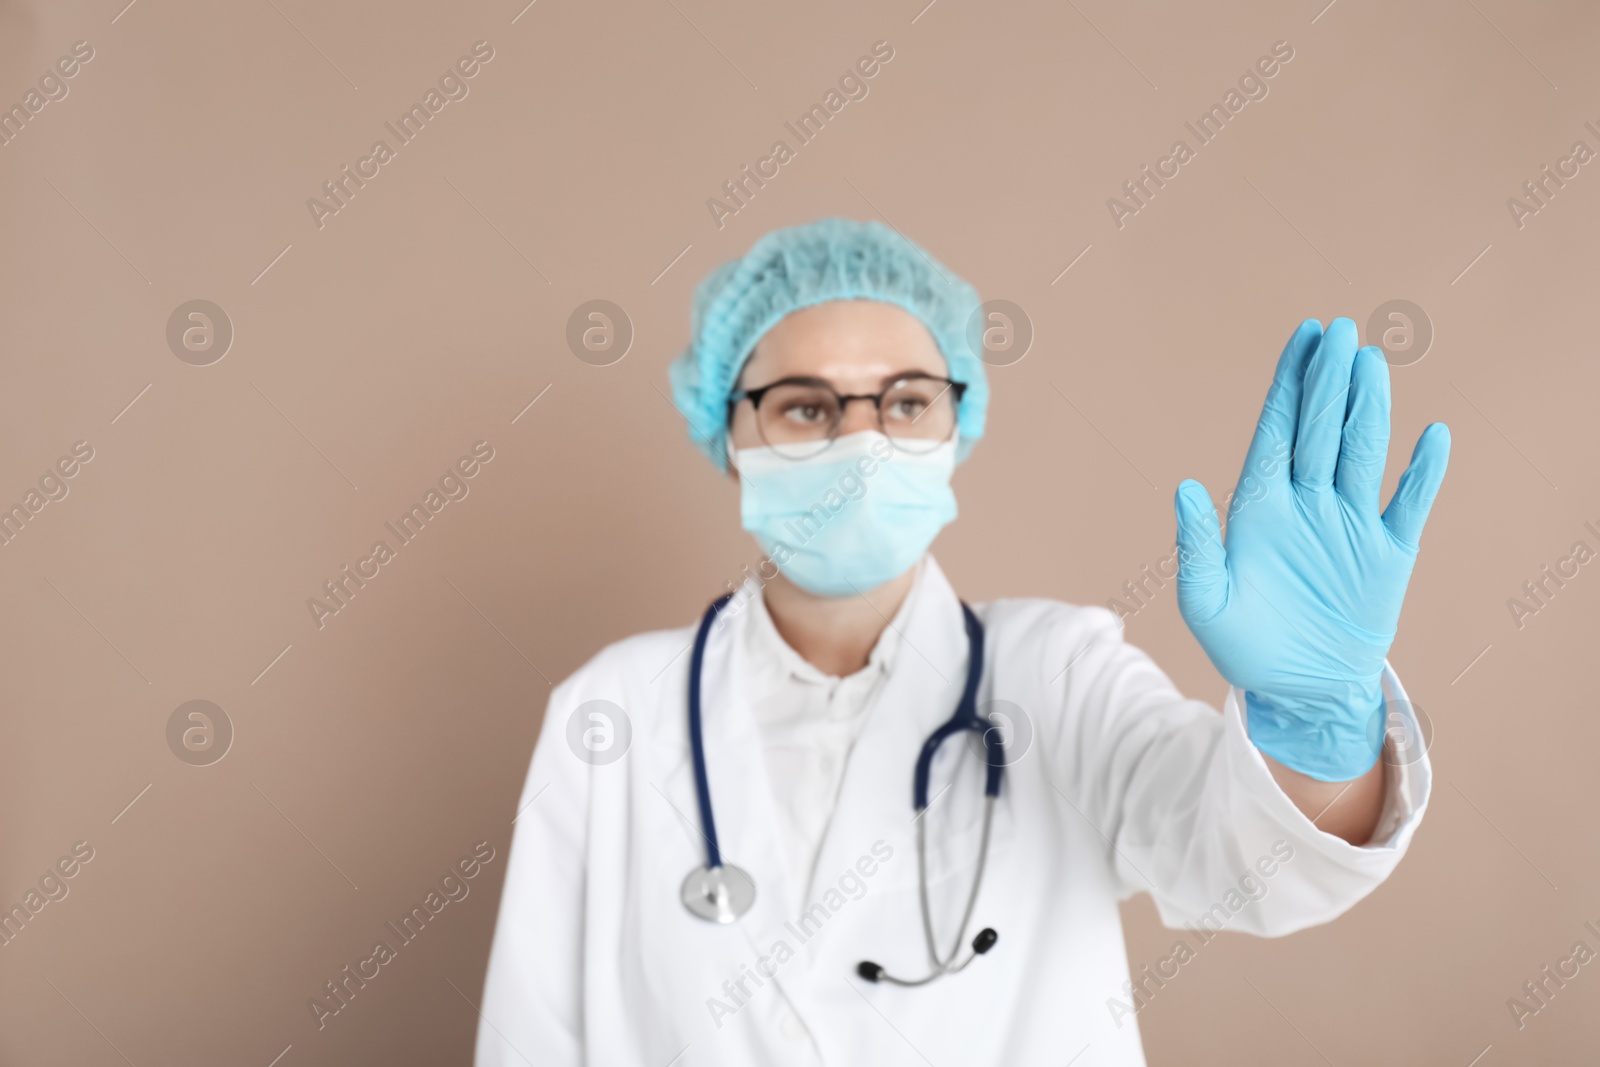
[755,382,841,459]
[879,378,957,453]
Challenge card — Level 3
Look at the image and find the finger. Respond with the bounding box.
[1382,422,1451,548]
[1293,317,1360,489]
[1333,346,1392,513]
[1240,318,1321,487]
[1174,479,1229,625]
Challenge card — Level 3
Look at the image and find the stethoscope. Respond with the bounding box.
[679,593,1004,987]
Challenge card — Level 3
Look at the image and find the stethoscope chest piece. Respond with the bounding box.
[681,864,756,923]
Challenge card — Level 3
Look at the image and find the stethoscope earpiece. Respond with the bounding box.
[857,926,1001,986]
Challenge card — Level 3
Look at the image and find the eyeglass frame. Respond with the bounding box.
[725,372,967,453]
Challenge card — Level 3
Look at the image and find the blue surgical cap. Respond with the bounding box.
[668,217,988,470]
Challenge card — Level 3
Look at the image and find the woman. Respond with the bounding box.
[476,218,1450,1065]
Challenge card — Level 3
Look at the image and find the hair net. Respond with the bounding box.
[667,217,988,470]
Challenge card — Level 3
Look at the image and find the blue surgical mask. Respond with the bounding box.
[732,430,958,597]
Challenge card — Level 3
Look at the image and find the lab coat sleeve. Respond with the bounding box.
[475,671,591,1066]
[1042,603,1431,937]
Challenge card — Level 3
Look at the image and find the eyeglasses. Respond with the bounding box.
[728,372,965,460]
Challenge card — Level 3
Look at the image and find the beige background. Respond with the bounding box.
[2,0,1597,1063]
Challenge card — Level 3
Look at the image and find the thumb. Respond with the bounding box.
[1174,479,1229,625]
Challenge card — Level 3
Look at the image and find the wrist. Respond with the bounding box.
[1245,688,1387,782]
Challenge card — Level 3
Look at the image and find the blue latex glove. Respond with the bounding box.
[1174,318,1450,781]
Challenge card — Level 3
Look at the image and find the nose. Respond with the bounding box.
[837,396,881,437]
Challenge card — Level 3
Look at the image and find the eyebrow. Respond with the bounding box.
[739,370,945,392]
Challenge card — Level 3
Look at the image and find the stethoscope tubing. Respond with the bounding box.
[911,604,1002,810]
[898,794,996,985]
[687,593,735,871]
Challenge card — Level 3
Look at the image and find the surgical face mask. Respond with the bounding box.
[732,430,958,597]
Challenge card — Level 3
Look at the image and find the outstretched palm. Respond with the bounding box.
[1173,317,1450,780]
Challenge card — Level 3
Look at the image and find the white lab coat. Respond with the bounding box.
[476,556,1429,1066]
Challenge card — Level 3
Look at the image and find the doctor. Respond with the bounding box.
[476,218,1450,1066]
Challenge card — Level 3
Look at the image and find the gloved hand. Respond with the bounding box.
[1174,317,1450,781]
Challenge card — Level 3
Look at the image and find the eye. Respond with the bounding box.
[887,396,927,420]
[781,401,828,425]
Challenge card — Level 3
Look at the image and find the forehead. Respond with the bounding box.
[740,299,946,386]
